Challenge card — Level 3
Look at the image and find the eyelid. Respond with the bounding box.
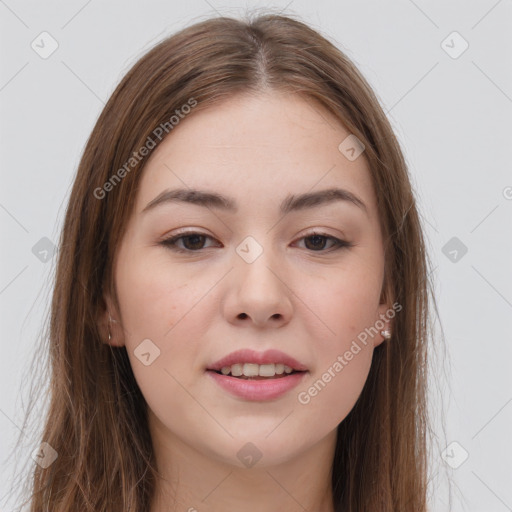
[294,230,353,251]
[159,228,353,254]
[158,229,220,251]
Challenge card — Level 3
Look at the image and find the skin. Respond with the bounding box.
[100,90,393,512]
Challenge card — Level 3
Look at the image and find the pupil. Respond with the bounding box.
[305,235,326,250]
[184,234,205,250]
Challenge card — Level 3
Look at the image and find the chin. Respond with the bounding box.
[208,431,313,469]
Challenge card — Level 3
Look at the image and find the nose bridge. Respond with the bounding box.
[235,233,282,293]
[225,232,293,325]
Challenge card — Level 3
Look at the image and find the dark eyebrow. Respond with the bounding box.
[142,187,368,216]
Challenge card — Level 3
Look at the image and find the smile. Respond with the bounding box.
[206,368,308,401]
[217,362,296,378]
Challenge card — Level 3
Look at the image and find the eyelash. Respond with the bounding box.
[159,230,353,254]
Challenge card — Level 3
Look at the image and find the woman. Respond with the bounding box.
[18,12,438,511]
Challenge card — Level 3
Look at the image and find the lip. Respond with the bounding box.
[207,348,308,372]
[206,370,308,401]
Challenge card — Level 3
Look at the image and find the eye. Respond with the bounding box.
[159,230,353,254]
[159,232,219,252]
[294,231,353,252]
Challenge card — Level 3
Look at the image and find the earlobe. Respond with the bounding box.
[98,294,125,347]
[374,275,395,347]
[374,300,394,348]
[380,328,392,341]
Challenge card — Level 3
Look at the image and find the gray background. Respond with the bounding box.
[1,1,511,511]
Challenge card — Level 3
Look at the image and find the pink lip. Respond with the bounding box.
[206,370,308,401]
[207,348,308,372]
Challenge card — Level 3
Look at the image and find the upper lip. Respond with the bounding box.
[207,349,308,372]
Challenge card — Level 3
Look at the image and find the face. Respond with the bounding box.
[102,91,392,469]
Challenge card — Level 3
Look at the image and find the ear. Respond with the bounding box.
[373,276,395,348]
[97,292,125,347]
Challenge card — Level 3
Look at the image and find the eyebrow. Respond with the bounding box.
[142,186,368,216]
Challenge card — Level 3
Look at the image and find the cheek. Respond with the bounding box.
[298,260,383,344]
[290,263,380,422]
[295,322,375,431]
[295,350,373,438]
[116,251,200,339]
[115,257,206,422]
[115,252,219,386]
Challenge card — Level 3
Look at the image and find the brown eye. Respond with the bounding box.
[160,231,352,254]
[295,232,352,252]
[303,234,330,251]
[179,234,208,251]
[160,232,219,253]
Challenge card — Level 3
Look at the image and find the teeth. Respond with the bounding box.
[243,363,259,377]
[231,363,243,377]
[258,364,275,377]
[218,363,296,377]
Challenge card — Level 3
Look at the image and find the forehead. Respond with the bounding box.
[136,92,377,219]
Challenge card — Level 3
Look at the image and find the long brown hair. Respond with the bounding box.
[9,11,443,511]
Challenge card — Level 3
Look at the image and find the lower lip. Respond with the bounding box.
[206,370,308,401]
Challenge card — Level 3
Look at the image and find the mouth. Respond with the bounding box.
[205,365,308,401]
[207,363,306,380]
[205,349,309,400]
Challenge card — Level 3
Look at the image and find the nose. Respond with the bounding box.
[222,250,293,328]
